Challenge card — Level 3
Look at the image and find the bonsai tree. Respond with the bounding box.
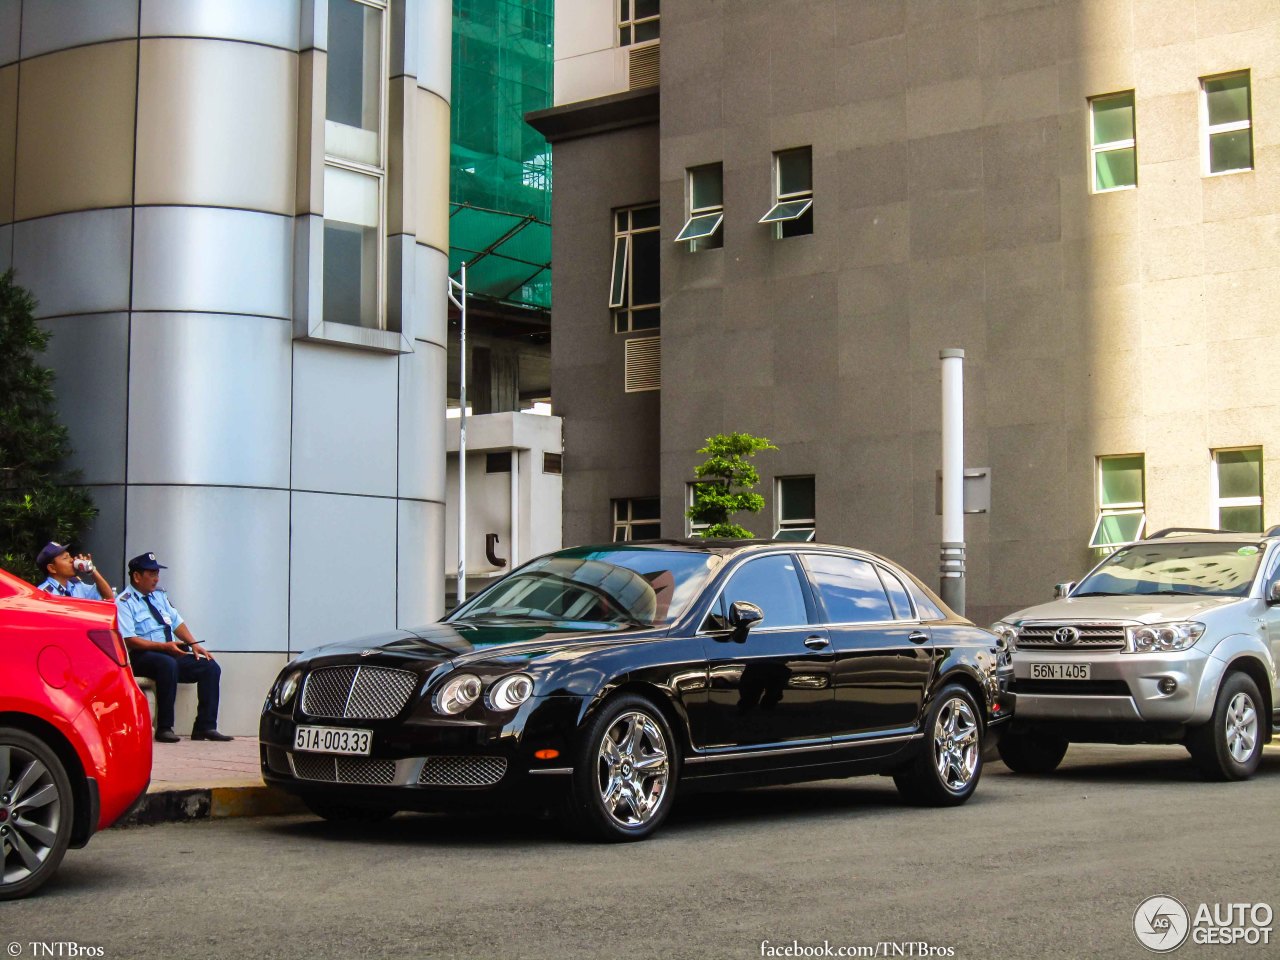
[685,432,776,538]
[0,270,98,583]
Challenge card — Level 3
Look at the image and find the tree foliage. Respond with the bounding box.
[685,432,777,539]
[0,270,98,583]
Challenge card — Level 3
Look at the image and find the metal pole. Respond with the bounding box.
[448,265,469,608]
[940,348,966,616]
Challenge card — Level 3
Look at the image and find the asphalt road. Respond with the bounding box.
[7,745,1280,960]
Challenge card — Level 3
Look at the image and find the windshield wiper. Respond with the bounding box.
[1145,590,1198,595]
[1070,591,1120,597]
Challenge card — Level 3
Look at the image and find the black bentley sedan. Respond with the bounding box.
[261,540,1012,841]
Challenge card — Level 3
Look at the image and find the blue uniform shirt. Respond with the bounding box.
[38,577,101,600]
[116,587,185,642]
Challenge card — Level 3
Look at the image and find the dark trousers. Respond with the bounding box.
[130,651,222,731]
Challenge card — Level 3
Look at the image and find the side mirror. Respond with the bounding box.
[1054,581,1077,599]
[728,601,764,630]
[1268,581,1280,605]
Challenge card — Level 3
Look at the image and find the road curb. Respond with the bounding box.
[115,784,304,828]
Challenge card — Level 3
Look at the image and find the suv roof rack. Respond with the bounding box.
[1266,525,1280,538]
[1146,527,1231,538]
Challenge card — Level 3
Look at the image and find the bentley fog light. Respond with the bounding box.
[487,674,534,711]
[276,670,302,707]
[1126,622,1204,653]
[435,673,483,715]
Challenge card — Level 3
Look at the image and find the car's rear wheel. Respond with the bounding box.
[894,685,983,806]
[997,728,1069,774]
[1187,671,1264,782]
[301,795,398,822]
[1,727,75,901]
[561,694,678,842]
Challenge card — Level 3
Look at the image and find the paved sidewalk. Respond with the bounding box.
[117,735,303,827]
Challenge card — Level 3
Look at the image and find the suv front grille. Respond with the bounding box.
[1016,622,1127,652]
[301,666,419,719]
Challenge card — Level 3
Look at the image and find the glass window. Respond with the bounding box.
[676,164,723,250]
[1091,454,1146,549]
[1203,72,1252,175]
[1075,540,1263,598]
[618,0,660,47]
[686,481,714,536]
[774,476,815,540]
[1214,447,1263,533]
[722,555,809,629]
[611,205,661,332]
[802,554,893,624]
[761,147,813,238]
[877,567,915,620]
[1090,91,1136,192]
[613,498,661,541]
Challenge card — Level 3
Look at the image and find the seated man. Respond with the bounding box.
[35,541,113,600]
[117,552,233,744]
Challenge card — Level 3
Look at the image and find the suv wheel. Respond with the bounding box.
[1187,671,1264,782]
[894,685,983,806]
[997,729,1069,774]
[1,727,75,901]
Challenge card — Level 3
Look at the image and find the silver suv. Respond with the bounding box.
[993,530,1278,780]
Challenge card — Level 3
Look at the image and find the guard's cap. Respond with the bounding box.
[127,552,168,573]
[35,541,69,570]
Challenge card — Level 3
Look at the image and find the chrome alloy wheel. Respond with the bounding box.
[1,744,63,887]
[932,697,980,792]
[596,711,670,828]
[1224,691,1259,764]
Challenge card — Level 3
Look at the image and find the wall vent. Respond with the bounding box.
[624,336,661,393]
[628,42,660,90]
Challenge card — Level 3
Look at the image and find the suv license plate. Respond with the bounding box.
[1031,663,1091,681]
[294,725,373,755]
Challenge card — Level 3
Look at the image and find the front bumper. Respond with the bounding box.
[1006,648,1222,725]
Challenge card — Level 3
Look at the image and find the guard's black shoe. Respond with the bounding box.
[191,728,234,742]
[155,728,181,743]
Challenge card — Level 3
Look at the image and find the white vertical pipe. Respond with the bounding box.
[456,262,468,608]
[510,449,520,569]
[940,348,966,614]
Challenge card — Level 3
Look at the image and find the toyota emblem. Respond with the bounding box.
[1053,626,1080,646]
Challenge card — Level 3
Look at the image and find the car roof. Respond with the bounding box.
[1139,532,1274,544]
[559,539,896,562]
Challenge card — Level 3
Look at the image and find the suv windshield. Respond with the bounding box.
[1074,541,1264,598]
[448,548,723,627]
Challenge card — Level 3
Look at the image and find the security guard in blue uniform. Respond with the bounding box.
[34,541,113,600]
[117,552,233,743]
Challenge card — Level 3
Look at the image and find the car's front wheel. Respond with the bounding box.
[997,728,1069,774]
[562,694,678,842]
[894,685,983,806]
[1187,671,1265,781]
[0,727,75,901]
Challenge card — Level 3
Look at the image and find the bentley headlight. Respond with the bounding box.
[487,674,534,711]
[275,670,302,707]
[991,622,1019,652]
[1126,622,1205,653]
[435,673,483,715]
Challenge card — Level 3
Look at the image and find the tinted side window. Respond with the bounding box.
[905,579,947,621]
[722,555,809,628]
[802,554,893,623]
[877,566,915,620]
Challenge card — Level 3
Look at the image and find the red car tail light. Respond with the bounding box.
[88,628,128,666]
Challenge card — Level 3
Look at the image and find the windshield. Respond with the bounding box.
[1074,541,1264,598]
[448,548,723,627]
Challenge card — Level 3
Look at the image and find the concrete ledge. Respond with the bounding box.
[115,784,303,828]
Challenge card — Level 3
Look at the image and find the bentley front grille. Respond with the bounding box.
[418,756,508,787]
[290,754,398,785]
[1016,623,1127,652]
[300,665,419,720]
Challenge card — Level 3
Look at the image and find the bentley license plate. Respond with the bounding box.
[293,725,373,755]
[1030,662,1091,681]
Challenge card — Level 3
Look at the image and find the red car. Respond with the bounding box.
[1,567,151,899]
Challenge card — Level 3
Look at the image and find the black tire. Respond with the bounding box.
[1187,671,1265,782]
[301,795,398,822]
[894,685,984,806]
[997,729,1070,774]
[1,727,76,901]
[560,694,679,842]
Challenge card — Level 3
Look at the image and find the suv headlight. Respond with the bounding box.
[275,669,302,707]
[487,674,534,711]
[991,622,1019,652]
[1126,621,1205,653]
[435,673,483,715]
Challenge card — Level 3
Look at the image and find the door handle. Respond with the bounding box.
[803,635,830,650]
[908,631,929,644]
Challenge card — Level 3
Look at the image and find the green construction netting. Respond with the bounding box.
[450,0,553,310]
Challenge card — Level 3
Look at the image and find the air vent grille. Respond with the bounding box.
[629,42,660,90]
[624,336,661,393]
